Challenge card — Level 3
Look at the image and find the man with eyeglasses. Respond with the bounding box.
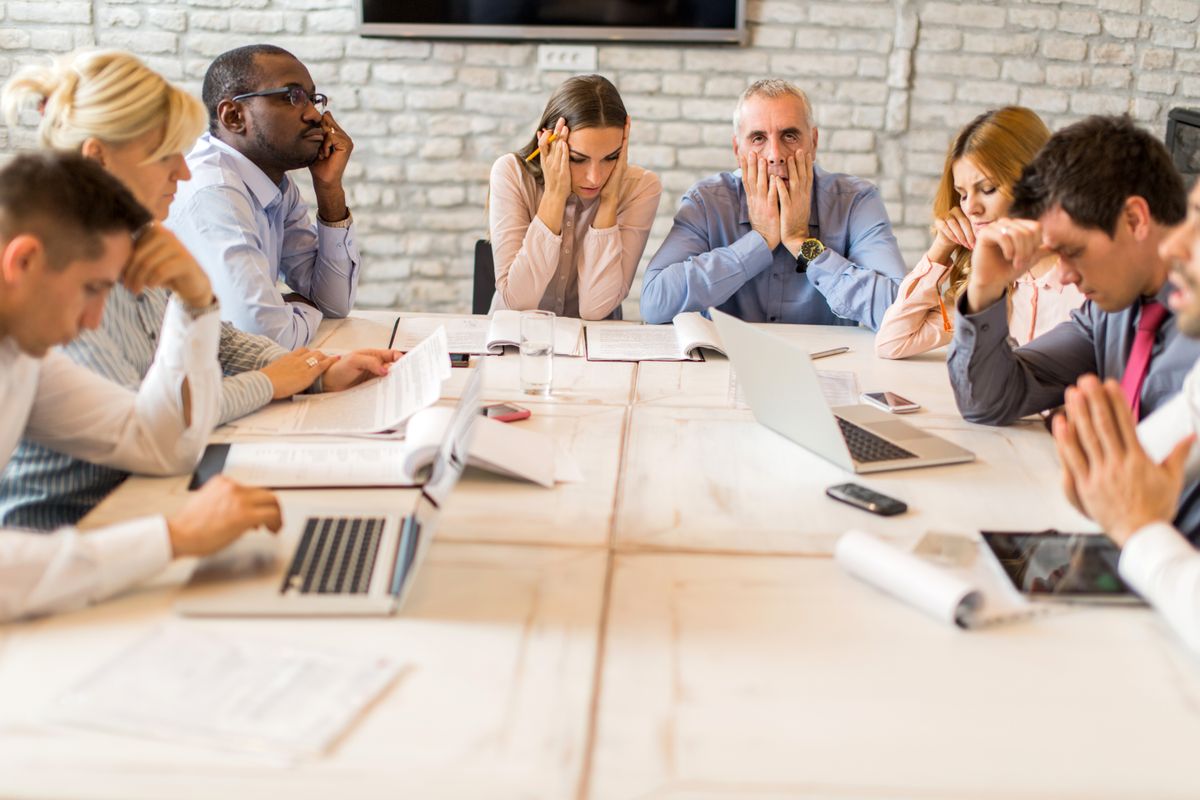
[167,44,359,349]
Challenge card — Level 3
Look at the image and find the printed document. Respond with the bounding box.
[585,312,723,361]
[231,327,450,435]
[391,311,584,356]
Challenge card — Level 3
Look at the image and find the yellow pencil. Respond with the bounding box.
[525,133,558,162]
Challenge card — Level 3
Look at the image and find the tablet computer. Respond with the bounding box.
[981,531,1143,605]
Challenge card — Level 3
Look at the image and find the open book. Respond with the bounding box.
[192,408,572,490]
[389,310,584,357]
[585,312,723,362]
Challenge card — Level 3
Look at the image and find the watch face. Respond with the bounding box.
[800,239,824,261]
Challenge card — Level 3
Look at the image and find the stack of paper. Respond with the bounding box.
[585,312,722,362]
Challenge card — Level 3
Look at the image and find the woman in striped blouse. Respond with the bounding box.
[0,50,398,528]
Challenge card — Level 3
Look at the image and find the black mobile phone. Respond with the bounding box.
[449,353,470,367]
[825,483,907,516]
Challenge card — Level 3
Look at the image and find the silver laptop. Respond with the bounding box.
[709,308,974,474]
[176,367,483,617]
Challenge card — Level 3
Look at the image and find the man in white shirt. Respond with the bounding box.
[1053,176,1200,656]
[167,44,359,349]
[0,152,281,622]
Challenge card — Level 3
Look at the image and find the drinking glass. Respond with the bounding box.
[519,310,554,395]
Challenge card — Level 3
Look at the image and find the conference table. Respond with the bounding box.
[2,311,1199,800]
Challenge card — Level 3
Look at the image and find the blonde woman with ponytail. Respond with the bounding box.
[0,51,397,529]
[875,107,1083,359]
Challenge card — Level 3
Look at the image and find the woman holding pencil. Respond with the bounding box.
[874,106,1083,359]
[488,74,662,320]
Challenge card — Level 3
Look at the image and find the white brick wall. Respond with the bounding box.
[1,0,1199,314]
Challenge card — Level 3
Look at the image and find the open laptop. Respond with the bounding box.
[176,366,484,617]
[709,308,974,474]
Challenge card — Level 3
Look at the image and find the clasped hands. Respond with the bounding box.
[1052,375,1195,547]
[740,151,814,258]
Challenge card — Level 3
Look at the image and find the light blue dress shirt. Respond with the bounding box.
[167,133,360,349]
[641,165,906,329]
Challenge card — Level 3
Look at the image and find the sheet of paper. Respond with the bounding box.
[52,626,399,762]
[223,441,419,487]
[231,327,451,435]
[816,369,860,407]
[585,325,694,362]
[489,310,585,356]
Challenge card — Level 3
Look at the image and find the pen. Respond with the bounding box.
[809,346,849,360]
[524,133,558,162]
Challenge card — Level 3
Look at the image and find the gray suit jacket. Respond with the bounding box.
[948,280,1200,540]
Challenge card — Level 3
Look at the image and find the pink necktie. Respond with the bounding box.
[1120,300,1169,420]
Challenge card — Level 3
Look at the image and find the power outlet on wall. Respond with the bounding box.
[536,44,598,72]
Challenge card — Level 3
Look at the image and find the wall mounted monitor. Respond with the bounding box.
[360,0,746,45]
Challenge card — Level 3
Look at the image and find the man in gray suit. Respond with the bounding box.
[948,114,1200,538]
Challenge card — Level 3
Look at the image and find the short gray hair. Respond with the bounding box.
[732,79,816,133]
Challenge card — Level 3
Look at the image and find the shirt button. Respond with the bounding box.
[981,324,990,332]
[769,316,778,322]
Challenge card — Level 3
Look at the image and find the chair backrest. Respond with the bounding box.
[472,239,495,315]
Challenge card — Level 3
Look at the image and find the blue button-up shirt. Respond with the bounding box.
[166,133,360,349]
[641,165,906,329]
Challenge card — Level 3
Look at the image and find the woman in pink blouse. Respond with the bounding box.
[488,74,662,320]
[876,107,1084,359]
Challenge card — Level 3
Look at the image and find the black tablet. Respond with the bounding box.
[981,531,1143,604]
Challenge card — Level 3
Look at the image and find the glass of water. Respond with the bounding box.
[519,310,555,395]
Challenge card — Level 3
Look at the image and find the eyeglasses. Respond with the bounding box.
[232,85,328,112]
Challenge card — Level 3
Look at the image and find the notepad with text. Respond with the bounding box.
[390,310,584,356]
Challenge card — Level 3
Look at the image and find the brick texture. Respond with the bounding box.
[1,0,1199,314]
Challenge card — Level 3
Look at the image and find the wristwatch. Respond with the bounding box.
[795,237,825,272]
[318,208,353,229]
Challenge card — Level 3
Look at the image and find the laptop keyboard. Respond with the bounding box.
[281,516,387,595]
[836,416,918,463]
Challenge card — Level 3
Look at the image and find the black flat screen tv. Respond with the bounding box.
[360,0,746,44]
[1168,107,1200,188]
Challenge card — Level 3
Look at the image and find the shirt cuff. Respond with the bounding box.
[1119,522,1194,597]
[162,295,222,370]
[730,231,776,280]
[953,290,1011,349]
[90,515,174,599]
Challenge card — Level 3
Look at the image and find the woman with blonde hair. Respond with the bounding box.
[488,73,662,320]
[875,106,1083,359]
[0,50,395,528]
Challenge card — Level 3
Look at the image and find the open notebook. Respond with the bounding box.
[585,312,724,362]
[389,310,584,356]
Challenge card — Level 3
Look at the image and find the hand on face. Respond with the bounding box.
[123,224,213,309]
[1052,376,1194,547]
[778,151,813,256]
[740,152,781,251]
[166,476,283,558]
[539,117,572,203]
[261,347,338,400]
[965,217,1051,312]
[307,111,353,190]
[929,207,976,263]
[599,116,631,207]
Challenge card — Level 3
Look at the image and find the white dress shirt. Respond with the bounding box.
[1125,364,1200,655]
[0,297,221,622]
[167,133,360,349]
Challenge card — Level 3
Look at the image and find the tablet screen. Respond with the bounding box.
[981,531,1140,601]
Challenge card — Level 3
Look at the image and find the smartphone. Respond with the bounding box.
[826,483,907,516]
[861,391,920,414]
[449,353,471,367]
[480,403,531,423]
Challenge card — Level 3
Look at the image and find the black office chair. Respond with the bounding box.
[472,239,495,315]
